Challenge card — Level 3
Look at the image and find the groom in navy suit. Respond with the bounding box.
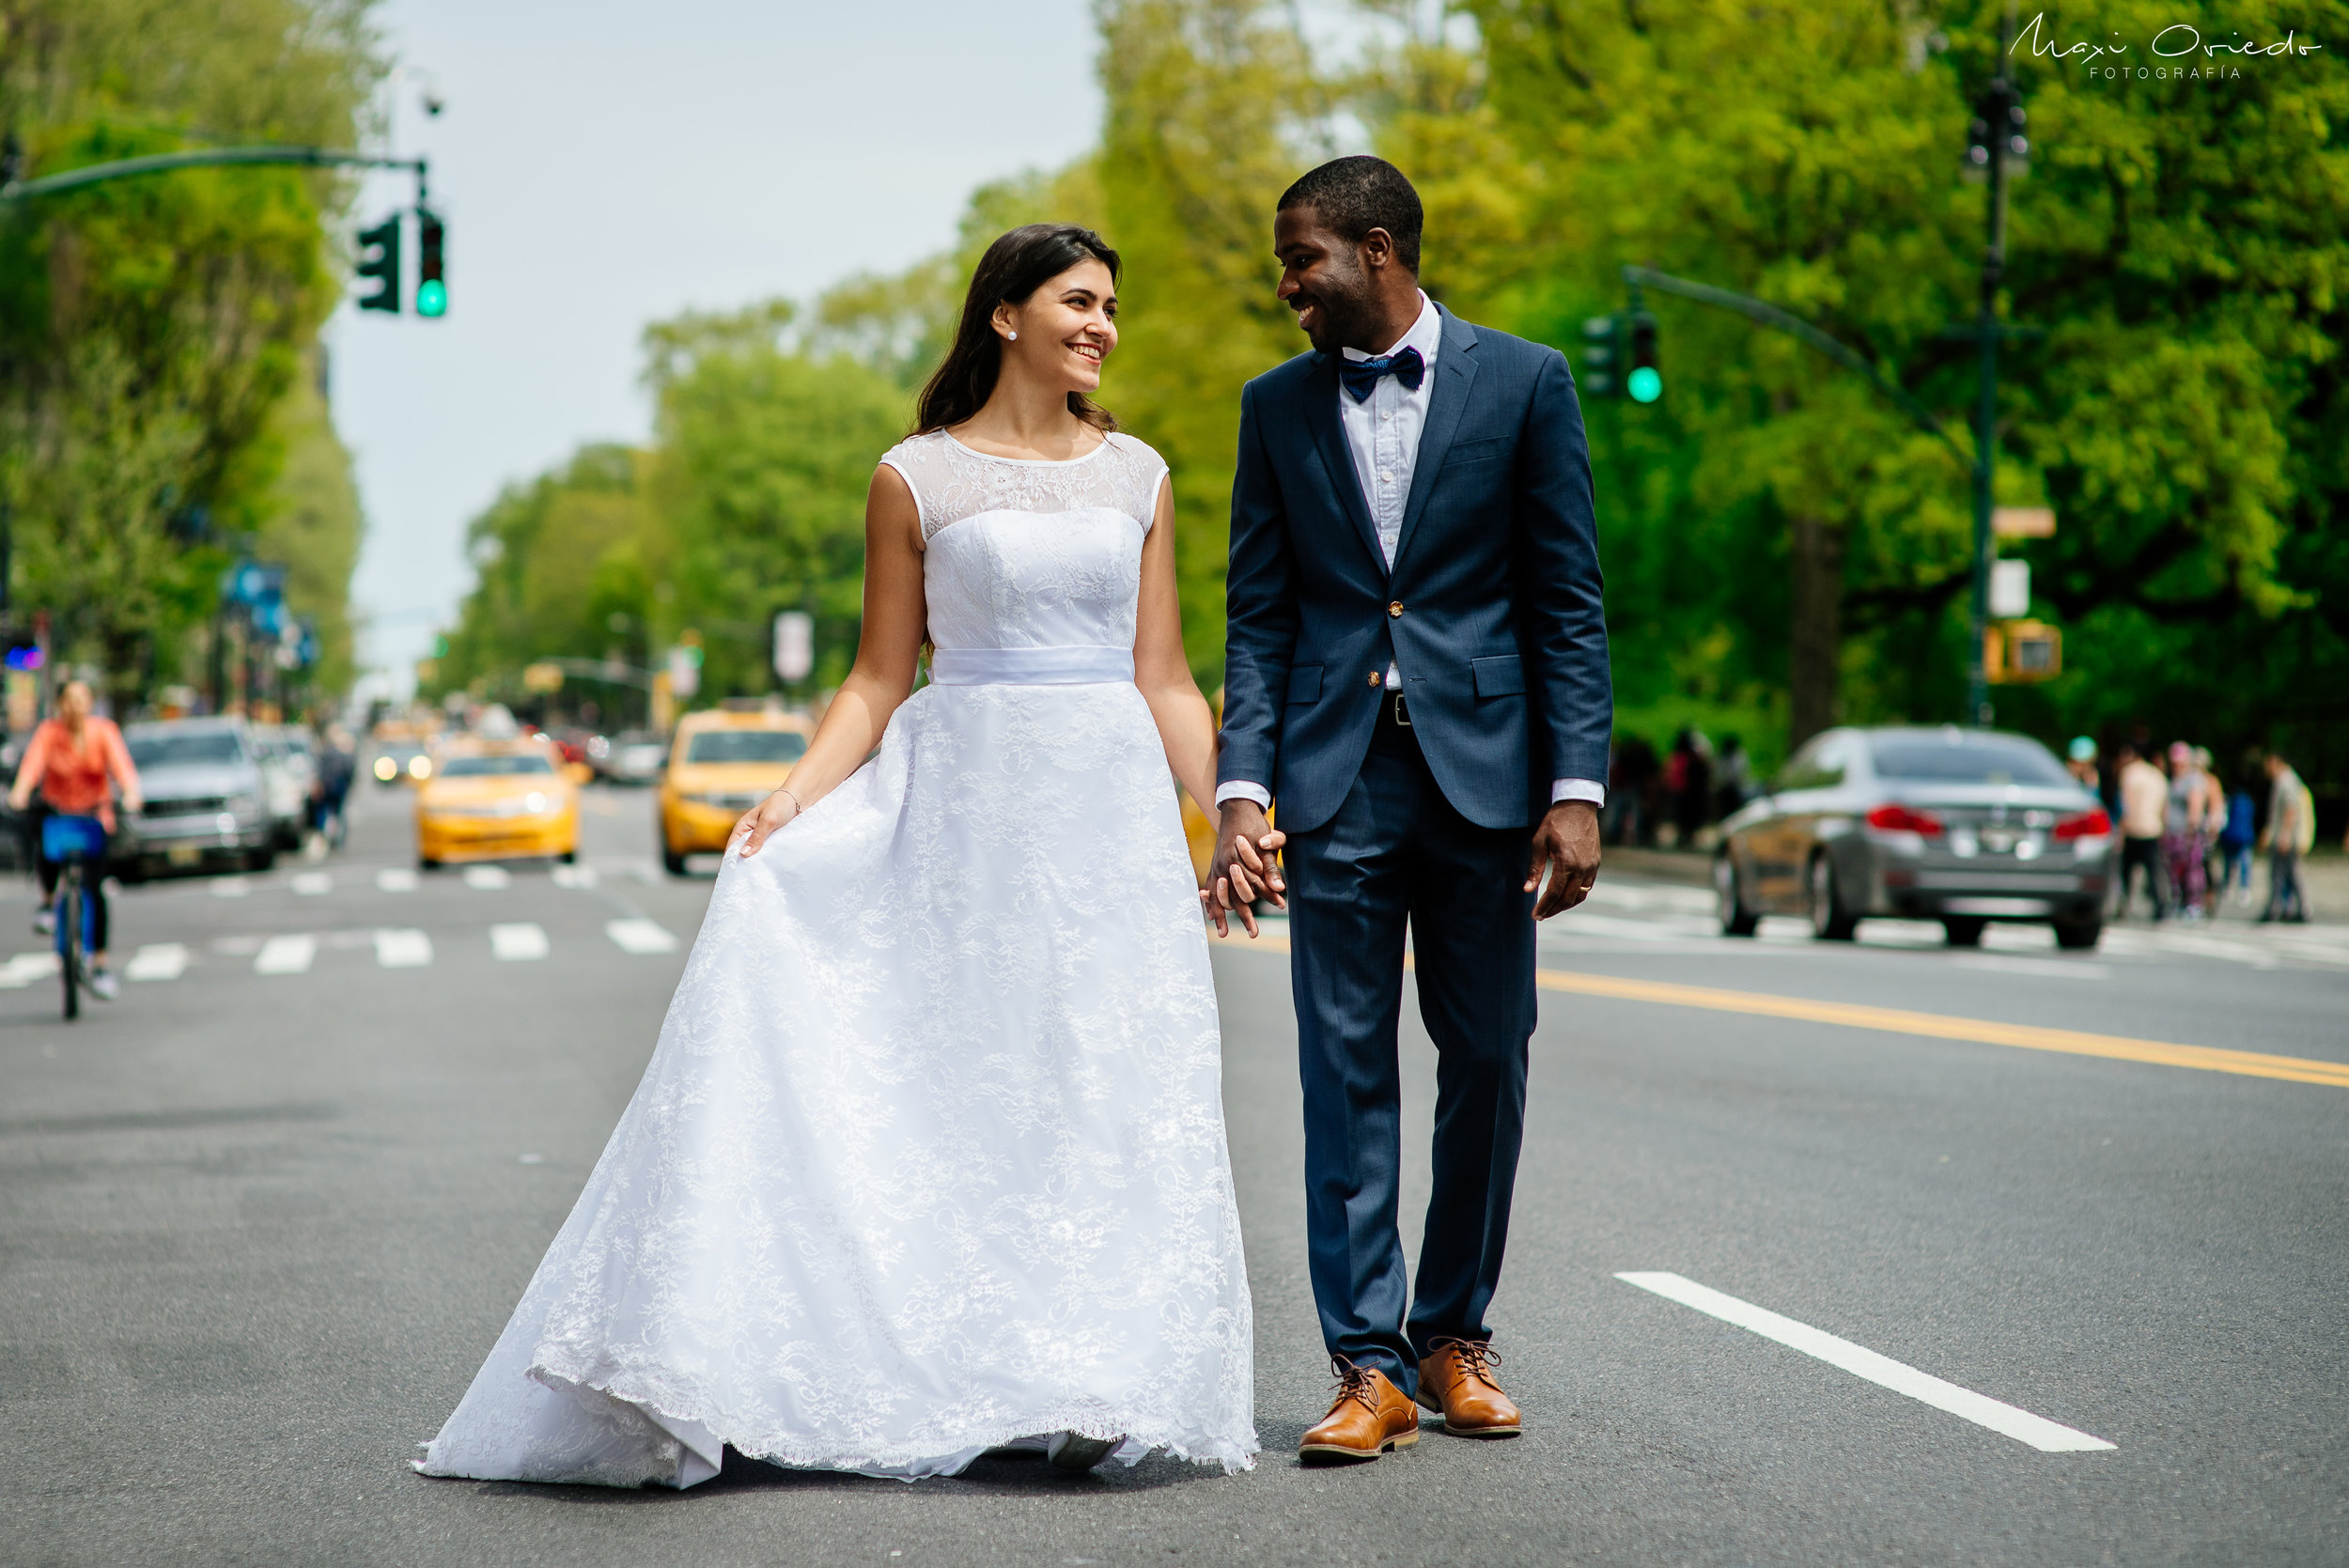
[1211,157,1610,1463]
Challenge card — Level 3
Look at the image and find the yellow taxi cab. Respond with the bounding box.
[413,737,580,868]
[658,706,813,875]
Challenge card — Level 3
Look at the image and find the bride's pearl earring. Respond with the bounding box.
[1007,332,1018,341]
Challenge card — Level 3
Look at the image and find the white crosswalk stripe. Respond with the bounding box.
[210,876,250,898]
[0,951,60,987]
[490,923,550,961]
[551,863,599,890]
[125,943,190,982]
[606,918,678,955]
[463,866,511,891]
[375,868,417,893]
[254,935,317,975]
[290,872,333,895]
[374,928,433,969]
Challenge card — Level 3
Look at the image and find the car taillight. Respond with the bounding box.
[1864,803,1944,836]
[2053,808,2111,840]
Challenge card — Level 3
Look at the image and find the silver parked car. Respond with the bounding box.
[1714,725,2111,949]
[118,719,278,877]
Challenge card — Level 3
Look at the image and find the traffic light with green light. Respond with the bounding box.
[356,216,401,314]
[1626,312,1661,403]
[1579,315,1621,399]
[416,207,447,318]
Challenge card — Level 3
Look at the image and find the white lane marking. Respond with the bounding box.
[376,868,418,893]
[126,943,190,982]
[290,871,333,895]
[210,876,250,898]
[551,863,599,890]
[374,928,433,969]
[0,951,61,986]
[463,865,511,891]
[490,923,550,961]
[254,935,318,975]
[1952,955,2110,981]
[606,917,678,955]
[1616,1272,2114,1452]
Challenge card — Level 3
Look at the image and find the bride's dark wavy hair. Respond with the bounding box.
[914,224,1122,436]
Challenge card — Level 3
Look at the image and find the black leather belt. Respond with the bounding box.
[1379,691,1411,731]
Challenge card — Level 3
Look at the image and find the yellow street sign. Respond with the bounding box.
[522,660,565,693]
[1992,506,2056,538]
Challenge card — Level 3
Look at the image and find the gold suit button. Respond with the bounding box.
[1367,671,1382,687]
[1388,601,1404,618]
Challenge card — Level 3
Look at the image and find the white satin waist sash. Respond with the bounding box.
[928,646,1135,686]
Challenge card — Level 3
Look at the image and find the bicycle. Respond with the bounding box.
[42,814,105,1020]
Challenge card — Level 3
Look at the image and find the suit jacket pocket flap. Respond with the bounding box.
[1286,664,1324,705]
[1471,655,1526,697]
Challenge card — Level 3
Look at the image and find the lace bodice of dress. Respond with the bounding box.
[879,430,1168,656]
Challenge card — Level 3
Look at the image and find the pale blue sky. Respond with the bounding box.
[328,0,1106,691]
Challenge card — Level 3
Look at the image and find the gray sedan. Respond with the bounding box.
[1713,725,2110,949]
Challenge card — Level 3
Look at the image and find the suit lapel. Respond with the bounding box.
[1392,308,1480,573]
[1302,352,1390,581]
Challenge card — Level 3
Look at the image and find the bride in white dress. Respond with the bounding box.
[415,225,1266,1486]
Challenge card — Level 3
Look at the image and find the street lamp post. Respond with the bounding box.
[1966,15,2027,728]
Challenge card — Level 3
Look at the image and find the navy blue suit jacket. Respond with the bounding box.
[1218,306,1611,834]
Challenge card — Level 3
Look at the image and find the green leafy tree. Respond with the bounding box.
[0,0,379,706]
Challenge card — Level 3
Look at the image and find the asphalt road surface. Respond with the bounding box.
[4,779,2344,1566]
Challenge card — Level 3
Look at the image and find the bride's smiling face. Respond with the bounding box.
[994,259,1118,394]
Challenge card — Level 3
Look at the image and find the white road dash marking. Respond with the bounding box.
[490,922,550,961]
[290,871,333,895]
[463,865,511,891]
[210,876,250,898]
[254,935,318,975]
[605,917,677,955]
[1951,955,2110,981]
[1615,1271,2115,1452]
[125,943,190,982]
[374,928,433,969]
[375,868,417,893]
[551,863,599,890]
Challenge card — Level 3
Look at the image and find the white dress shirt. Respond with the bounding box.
[1217,292,1604,812]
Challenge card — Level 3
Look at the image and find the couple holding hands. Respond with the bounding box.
[417,154,1609,1485]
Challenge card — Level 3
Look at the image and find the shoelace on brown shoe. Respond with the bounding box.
[1327,1355,1382,1413]
[1426,1336,1503,1389]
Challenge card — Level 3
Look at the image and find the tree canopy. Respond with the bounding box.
[439,0,2347,797]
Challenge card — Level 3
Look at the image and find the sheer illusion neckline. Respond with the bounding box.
[941,428,1112,468]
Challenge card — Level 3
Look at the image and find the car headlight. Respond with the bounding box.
[374,756,398,781]
[409,755,432,779]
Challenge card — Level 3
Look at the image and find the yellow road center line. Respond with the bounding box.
[1207,930,2349,1088]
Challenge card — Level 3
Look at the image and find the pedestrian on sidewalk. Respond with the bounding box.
[2164,741,2217,920]
[2217,764,2260,909]
[2066,736,2100,795]
[2258,750,2314,924]
[2113,743,2170,921]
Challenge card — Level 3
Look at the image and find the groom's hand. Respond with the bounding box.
[1526,800,1600,919]
[1206,799,1286,939]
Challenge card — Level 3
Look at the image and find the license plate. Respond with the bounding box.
[166,845,202,866]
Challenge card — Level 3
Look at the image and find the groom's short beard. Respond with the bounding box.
[1295,256,1378,355]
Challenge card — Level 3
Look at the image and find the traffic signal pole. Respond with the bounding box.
[0,144,428,205]
[1966,19,2022,728]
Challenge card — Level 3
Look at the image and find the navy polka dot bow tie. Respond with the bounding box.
[1338,345,1426,403]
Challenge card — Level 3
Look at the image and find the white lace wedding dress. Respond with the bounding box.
[415,429,1256,1486]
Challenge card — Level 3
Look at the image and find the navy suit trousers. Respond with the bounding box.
[1285,707,1535,1394]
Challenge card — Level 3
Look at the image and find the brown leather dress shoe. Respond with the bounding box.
[1299,1357,1421,1463]
[1415,1337,1521,1437]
